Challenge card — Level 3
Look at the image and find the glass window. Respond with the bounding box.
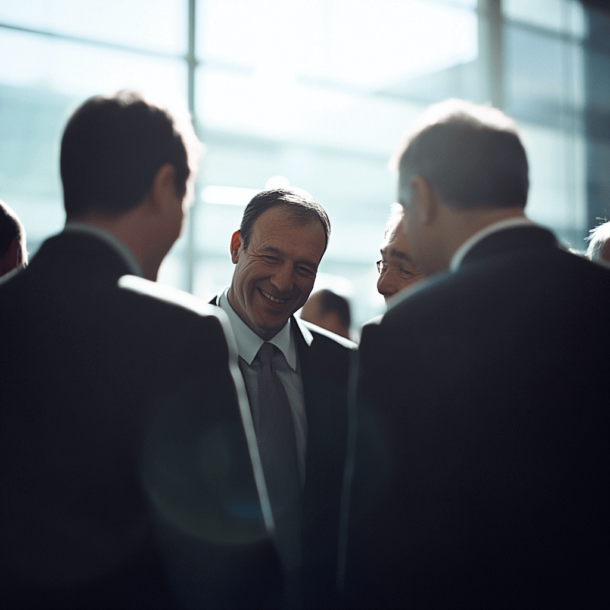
[503,0,586,37]
[2,0,609,328]
[0,28,187,253]
[194,0,481,323]
[519,122,586,244]
[199,0,477,89]
[0,0,187,54]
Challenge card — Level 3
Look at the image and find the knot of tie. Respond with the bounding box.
[258,341,275,367]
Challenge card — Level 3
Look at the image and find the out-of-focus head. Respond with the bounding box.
[301,289,351,339]
[228,188,329,341]
[377,203,424,303]
[586,221,610,264]
[61,90,199,220]
[391,99,529,274]
[0,200,27,277]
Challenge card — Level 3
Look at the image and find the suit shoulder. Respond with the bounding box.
[116,275,237,350]
[298,319,357,351]
[118,275,222,320]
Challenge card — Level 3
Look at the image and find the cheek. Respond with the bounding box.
[296,278,315,302]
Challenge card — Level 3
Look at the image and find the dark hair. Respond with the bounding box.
[393,99,529,210]
[239,188,331,252]
[316,289,351,331]
[0,200,25,257]
[61,90,197,219]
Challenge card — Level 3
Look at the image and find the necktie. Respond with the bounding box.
[257,342,302,575]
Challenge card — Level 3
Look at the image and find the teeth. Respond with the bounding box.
[260,289,286,304]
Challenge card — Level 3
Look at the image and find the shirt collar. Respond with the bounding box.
[218,287,298,370]
[449,217,537,272]
[63,223,143,277]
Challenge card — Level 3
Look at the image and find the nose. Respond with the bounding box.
[270,263,294,294]
[377,269,397,301]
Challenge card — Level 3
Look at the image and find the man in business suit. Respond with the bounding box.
[212,187,357,607]
[344,99,610,608]
[0,91,278,609]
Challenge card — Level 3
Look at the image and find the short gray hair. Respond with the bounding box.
[586,221,610,263]
[383,202,404,239]
[391,99,529,211]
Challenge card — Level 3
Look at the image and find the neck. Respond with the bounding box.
[67,209,164,281]
[433,206,527,274]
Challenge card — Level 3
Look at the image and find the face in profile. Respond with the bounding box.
[377,211,424,303]
[228,206,326,340]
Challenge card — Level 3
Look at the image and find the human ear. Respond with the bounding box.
[410,175,438,226]
[150,164,178,212]
[230,231,242,264]
[0,237,21,275]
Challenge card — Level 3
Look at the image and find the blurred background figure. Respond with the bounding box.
[586,220,610,263]
[377,202,424,303]
[301,288,352,340]
[0,199,27,277]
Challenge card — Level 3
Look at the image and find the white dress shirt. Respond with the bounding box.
[217,287,309,486]
[64,222,143,277]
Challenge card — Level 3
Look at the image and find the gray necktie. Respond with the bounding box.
[257,342,302,575]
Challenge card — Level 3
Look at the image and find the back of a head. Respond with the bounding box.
[0,199,27,275]
[586,221,610,263]
[61,90,198,219]
[316,289,351,331]
[239,187,331,252]
[393,99,529,210]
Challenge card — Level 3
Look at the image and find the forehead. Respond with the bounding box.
[250,205,326,259]
[381,217,409,259]
[397,169,414,204]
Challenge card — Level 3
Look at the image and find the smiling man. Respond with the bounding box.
[376,202,424,303]
[212,187,357,607]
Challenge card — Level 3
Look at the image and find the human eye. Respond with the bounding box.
[296,265,315,277]
[261,254,280,264]
[399,267,418,279]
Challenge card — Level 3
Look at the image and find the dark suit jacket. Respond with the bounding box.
[0,232,279,609]
[211,295,357,607]
[344,226,610,609]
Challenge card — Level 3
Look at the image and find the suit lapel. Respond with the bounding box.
[290,317,314,408]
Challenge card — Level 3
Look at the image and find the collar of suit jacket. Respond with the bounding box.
[449,217,538,272]
[64,222,143,277]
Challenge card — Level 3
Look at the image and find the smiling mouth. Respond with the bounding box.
[259,288,287,305]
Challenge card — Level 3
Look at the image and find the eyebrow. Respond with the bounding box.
[380,247,413,263]
[260,246,319,269]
